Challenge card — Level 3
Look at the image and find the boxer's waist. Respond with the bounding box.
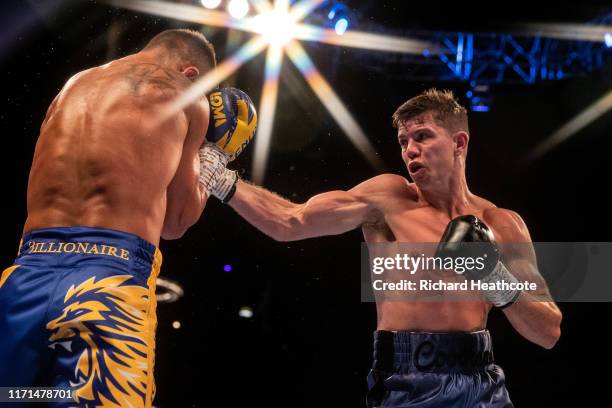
[372,330,494,373]
[17,226,159,267]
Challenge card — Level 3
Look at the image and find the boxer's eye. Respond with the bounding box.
[415,133,427,142]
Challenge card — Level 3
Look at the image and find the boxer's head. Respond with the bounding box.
[143,29,216,81]
[392,89,469,184]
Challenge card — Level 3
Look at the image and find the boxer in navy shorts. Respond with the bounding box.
[209,89,562,406]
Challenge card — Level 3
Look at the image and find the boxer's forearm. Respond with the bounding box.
[229,180,303,241]
[229,180,369,241]
[491,257,561,348]
[502,296,562,349]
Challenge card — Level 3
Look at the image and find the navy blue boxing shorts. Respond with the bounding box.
[366,330,513,407]
[0,227,162,407]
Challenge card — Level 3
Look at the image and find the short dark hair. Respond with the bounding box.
[144,29,216,73]
[392,88,468,134]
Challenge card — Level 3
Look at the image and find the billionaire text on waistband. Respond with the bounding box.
[25,241,130,260]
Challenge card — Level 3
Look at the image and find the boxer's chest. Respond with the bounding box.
[383,206,496,243]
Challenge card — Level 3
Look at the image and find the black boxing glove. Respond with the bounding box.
[435,215,521,308]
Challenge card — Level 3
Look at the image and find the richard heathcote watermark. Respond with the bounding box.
[370,253,538,292]
[359,242,612,303]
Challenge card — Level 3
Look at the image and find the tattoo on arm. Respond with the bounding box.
[362,209,395,240]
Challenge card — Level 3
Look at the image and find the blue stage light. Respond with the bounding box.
[327,3,351,36]
[335,18,349,35]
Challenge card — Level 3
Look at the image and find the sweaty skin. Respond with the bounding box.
[24,50,210,245]
[361,178,489,332]
[228,112,561,348]
[360,176,509,332]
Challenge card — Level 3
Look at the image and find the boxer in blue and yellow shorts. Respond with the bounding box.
[1,26,257,407]
[0,227,162,407]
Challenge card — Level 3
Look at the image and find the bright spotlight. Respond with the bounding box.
[106,0,433,183]
[253,11,296,46]
[228,0,249,19]
[605,32,612,48]
[238,306,254,319]
[334,17,348,35]
[200,0,221,9]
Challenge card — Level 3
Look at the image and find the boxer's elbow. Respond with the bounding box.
[541,329,561,350]
[241,218,296,242]
[271,229,291,242]
[265,209,306,242]
[161,218,191,240]
[541,310,562,349]
[269,220,299,242]
[161,226,186,240]
[162,201,204,240]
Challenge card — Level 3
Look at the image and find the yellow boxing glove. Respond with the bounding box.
[206,87,257,162]
[199,87,257,202]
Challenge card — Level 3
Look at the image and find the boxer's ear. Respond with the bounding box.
[180,65,199,81]
[453,131,469,156]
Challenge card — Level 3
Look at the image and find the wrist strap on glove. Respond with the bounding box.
[198,144,238,203]
[214,168,237,203]
[481,262,522,308]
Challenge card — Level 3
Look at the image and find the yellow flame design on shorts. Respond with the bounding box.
[47,274,155,407]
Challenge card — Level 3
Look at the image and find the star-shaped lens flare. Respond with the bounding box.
[105,0,436,182]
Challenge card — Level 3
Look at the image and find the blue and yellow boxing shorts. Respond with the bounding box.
[0,227,162,407]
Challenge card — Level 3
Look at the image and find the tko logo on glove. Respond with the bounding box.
[208,91,227,128]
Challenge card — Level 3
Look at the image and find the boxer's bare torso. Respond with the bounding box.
[24,52,209,245]
[229,96,560,348]
[361,174,510,332]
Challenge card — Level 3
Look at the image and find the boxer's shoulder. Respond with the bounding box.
[351,174,418,212]
[481,207,522,226]
[481,207,530,242]
[359,173,415,198]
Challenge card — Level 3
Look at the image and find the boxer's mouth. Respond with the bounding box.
[409,162,425,174]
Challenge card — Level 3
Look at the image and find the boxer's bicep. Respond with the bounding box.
[293,190,374,239]
[231,175,397,241]
[294,175,403,238]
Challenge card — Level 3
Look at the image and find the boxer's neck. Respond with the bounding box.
[416,169,473,217]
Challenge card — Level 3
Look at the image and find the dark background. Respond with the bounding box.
[1,1,611,406]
